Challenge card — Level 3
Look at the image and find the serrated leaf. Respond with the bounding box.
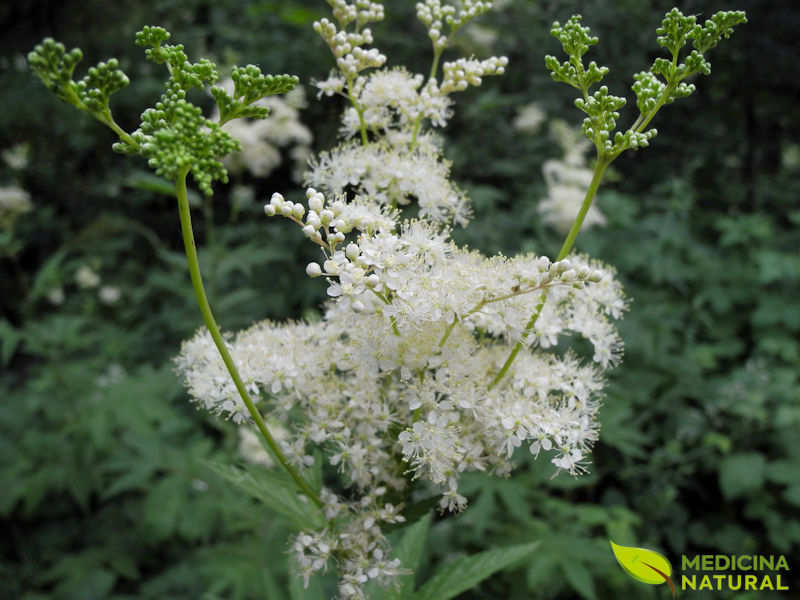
[143,477,184,540]
[560,559,597,600]
[384,513,432,600]
[414,541,538,600]
[205,460,325,530]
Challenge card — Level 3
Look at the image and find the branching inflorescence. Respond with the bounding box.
[30,3,745,599]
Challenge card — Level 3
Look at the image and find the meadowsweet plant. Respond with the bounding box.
[29,3,745,598]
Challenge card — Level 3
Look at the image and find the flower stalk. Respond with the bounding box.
[175,170,323,508]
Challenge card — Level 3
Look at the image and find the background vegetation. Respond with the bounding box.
[1,0,797,598]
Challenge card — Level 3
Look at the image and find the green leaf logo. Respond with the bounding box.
[609,540,676,598]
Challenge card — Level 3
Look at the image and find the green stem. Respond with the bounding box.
[346,81,369,146]
[370,288,401,336]
[438,315,458,347]
[488,291,547,390]
[488,157,610,391]
[410,47,443,150]
[174,171,323,508]
[554,158,609,261]
[97,110,139,150]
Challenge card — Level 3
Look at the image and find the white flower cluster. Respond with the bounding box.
[0,184,32,229]
[305,139,471,226]
[212,81,312,181]
[293,489,406,600]
[176,1,626,597]
[312,0,506,133]
[538,120,607,234]
[337,68,453,135]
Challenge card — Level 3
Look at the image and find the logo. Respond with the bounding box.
[610,540,792,596]
[610,541,676,598]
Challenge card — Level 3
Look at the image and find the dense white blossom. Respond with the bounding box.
[305,140,471,226]
[176,1,626,597]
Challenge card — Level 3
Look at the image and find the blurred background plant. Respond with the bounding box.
[1,0,797,598]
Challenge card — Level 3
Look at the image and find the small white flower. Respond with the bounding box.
[98,286,121,304]
[46,287,65,306]
[75,265,100,289]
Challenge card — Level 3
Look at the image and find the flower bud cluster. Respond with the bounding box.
[326,0,384,28]
[313,17,386,79]
[130,83,239,196]
[439,56,508,94]
[265,188,353,251]
[546,9,745,159]
[416,0,457,50]
[416,0,493,50]
[28,38,130,119]
[75,59,130,115]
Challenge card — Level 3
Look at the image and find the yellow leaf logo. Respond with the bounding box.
[609,540,676,598]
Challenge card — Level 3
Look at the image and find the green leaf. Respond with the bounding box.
[784,485,800,507]
[719,453,766,499]
[305,448,323,495]
[205,460,325,530]
[142,476,185,541]
[560,559,597,600]
[289,571,326,600]
[766,460,800,485]
[0,319,23,365]
[384,513,432,600]
[413,541,538,600]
